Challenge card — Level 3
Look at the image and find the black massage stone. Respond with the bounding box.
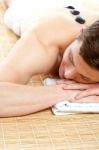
[66,6,75,9]
[75,16,86,24]
[71,10,80,15]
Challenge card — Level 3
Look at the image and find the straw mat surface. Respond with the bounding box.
[0,0,99,150]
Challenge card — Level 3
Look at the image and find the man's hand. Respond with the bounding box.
[73,95,99,103]
[57,79,99,90]
[57,79,99,100]
[56,79,76,85]
[75,87,99,100]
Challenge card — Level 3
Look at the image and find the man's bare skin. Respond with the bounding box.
[0,0,98,117]
[1,1,99,84]
[4,0,11,7]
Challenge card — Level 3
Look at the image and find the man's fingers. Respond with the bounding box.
[75,96,99,103]
[57,80,99,90]
[63,82,99,90]
[75,89,99,100]
[63,84,90,90]
[56,79,76,85]
[75,90,90,100]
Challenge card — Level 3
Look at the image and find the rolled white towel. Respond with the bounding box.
[4,0,83,36]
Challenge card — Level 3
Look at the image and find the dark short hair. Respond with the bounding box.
[78,20,99,70]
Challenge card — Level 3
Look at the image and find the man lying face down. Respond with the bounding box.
[0,0,98,117]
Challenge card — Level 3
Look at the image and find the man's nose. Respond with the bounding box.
[64,68,77,80]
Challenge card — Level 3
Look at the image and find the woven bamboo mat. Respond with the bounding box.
[0,0,99,150]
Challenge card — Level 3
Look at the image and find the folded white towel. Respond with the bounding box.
[43,78,99,115]
[4,0,83,36]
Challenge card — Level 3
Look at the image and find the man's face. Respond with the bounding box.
[59,40,99,83]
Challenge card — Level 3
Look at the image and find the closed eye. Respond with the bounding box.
[69,51,74,65]
[69,51,92,82]
[80,74,91,82]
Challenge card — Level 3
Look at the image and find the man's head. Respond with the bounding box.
[59,20,99,83]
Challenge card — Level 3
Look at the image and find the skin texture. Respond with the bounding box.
[0,0,98,117]
[0,83,80,117]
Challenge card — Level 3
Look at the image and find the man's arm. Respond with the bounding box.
[0,30,59,84]
[0,14,79,84]
[0,81,98,117]
[0,82,79,117]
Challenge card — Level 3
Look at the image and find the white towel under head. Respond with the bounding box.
[43,78,99,115]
